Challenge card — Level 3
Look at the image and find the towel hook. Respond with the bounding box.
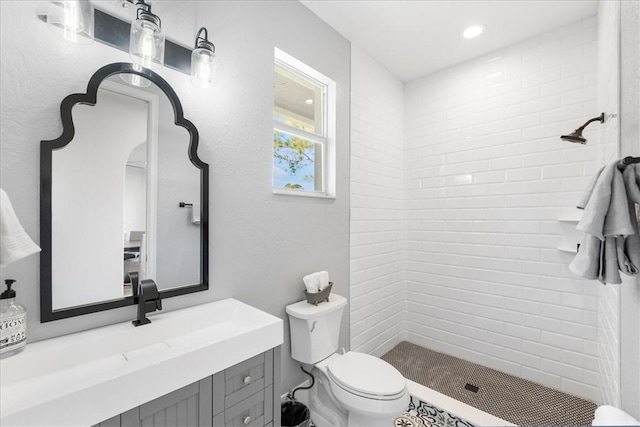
[617,156,640,171]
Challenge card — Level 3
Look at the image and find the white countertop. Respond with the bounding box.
[0,299,283,427]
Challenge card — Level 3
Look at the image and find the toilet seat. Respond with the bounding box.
[327,352,406,400]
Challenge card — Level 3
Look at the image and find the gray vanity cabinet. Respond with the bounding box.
[93,347,281,427]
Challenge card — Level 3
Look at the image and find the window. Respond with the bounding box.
[273,48,336,198]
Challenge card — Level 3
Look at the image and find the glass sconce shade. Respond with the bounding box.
[46,1,94,44]
[191,28,215,88]
[129,12,164,70]
[191,47,215,88]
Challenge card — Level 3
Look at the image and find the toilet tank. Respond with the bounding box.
[286,293,347,364]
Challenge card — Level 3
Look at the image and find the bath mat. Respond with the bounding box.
[394,396,476,427]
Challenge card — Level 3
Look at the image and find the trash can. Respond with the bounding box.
[281,400,311,427]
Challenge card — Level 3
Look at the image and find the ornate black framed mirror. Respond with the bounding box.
[40,62,209,322]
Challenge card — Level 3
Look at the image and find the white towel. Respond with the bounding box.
[303,273,320,293]
[592,405,640,426]
[191,203,201,225]
[317,271,330,291]
[0,189,41,267]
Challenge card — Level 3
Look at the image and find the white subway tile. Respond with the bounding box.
[541,359,584,382]
[522,341,563,362]
[540,330,584,352]
[353,20,599,402]
[522,367,562,389]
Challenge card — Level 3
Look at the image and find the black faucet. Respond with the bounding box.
[132,279,162,327]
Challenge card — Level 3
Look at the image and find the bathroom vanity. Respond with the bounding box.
[95,349,278,427]
[0,299,283,427]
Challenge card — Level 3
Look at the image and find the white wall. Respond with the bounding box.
[595,0,622,408]
[350,46,406,356]
[0,0,350,396]
[403,17,600,401]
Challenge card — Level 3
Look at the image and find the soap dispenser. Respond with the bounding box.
[0,279,27,358]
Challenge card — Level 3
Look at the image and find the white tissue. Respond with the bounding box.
[318,271,330,291]
[303,273,320,293]
[592,405,640,426]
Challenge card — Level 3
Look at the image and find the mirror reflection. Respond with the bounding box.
[50,75,201,311]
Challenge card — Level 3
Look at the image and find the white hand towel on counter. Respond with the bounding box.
[191,202,201,225]
[0,189,41,267]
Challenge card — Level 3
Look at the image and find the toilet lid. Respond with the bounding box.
[327,352,406,398]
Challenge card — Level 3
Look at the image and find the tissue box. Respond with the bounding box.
[304,282,333,306]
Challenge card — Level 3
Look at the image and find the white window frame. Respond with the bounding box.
[273,48,336,198]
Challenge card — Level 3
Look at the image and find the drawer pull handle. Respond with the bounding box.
[243,375,252,385]
[243,415,251,425]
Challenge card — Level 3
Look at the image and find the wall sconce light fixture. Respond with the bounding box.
[191,28,215,88]
[46,0,94,44]
[38,2,210,82]
[129,0,165,70]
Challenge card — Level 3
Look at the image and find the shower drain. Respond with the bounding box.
[464,383,479,393]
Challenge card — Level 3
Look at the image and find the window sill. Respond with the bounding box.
[273,189,336,199]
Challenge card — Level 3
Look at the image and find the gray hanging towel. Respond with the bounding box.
[621,164,640,273]
[570,162,635,284]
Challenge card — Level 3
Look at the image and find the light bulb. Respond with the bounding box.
[46,0,94,44]
[129,14,164,70]
[140,27,156,68]
[191,47,215,88]
[63,2,81,30]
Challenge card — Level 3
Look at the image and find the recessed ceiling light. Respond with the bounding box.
[463,24,486,39]
[304,98,313,105]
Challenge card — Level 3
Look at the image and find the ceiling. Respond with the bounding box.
[301,0,599,82]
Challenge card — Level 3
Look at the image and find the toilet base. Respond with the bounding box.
[307,365,407,427]
[308,369,348,426]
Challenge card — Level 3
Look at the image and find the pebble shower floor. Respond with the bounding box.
[383,342,596,425]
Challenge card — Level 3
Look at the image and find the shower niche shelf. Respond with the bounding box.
[557,213,582,254]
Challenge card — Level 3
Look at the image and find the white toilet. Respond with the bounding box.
[286,293,409,427]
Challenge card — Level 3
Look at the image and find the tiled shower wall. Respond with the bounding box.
[350,46,406,356]
[403,18,600,401]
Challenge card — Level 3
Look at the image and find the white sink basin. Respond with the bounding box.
[0,299,283,426]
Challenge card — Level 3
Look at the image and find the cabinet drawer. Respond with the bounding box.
[224,389,265,427]
[212,412,225,427]
[225,353,266,408]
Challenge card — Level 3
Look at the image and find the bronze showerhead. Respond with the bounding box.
[561,113,605,145]
[560,129,587,144]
